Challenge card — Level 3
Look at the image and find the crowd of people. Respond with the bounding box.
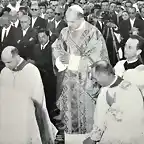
[1,0,144,144]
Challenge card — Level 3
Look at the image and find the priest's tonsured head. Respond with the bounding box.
[65,5,85,31]
[1,46,20,70]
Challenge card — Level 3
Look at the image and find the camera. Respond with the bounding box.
[101,11,114,23]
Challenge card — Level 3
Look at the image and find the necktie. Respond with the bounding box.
[3,29,7,41]
[13,23,15,27]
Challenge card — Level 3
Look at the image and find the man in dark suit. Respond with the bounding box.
[32,29,65,143]
[16,15,37,60]
[9,10,21,28]
[0,14,18,71]
[0,15,18,50]
[30,3,47,30]
[47,6,67,43]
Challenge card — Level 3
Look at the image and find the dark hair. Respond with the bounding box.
[101,0,109,4]
[91,60,115,75]
[19,6,28,15]
[110,2,116,6]
[91,4,101,13]
[38,28,50,37]
[129,35,144,50]
[11,47,19,57]
[38,2,47,8]
[116,2,121,6]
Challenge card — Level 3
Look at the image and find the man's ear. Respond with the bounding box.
[137,49,142,56]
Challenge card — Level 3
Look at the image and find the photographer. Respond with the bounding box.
[101,2,120,66]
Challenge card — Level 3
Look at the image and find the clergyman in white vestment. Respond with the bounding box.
[0,46,57,144]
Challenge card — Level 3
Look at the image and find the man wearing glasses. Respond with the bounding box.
[48,6,67,43]
[30,3,47,30]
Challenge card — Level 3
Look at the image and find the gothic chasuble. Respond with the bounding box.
[90,77,144,144]
[0,60,57,144]
[52,21,109,134]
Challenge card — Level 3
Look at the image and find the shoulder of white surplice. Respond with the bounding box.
[135,64,144,71]
[25,63,40,75]
[119,80,132,90]
[114,60,126,69]
[60,26,68,35]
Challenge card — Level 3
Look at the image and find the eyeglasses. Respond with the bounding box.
[55,13,61,16]
[31,9,38,11]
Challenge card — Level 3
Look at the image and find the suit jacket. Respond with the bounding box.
[31,16,47,30]
[94,21,104,33]
[47,19,67,42]
[119,18,144,41]
[15,27,37,60]
[0,25,18,51]
[33,42,55,75]
[33,42,56,112]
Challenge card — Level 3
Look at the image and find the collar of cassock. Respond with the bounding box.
[109,76,123,88]
[12,60,29,72]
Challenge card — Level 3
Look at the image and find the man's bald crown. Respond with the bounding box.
[91,60,114,75]
[1,46,18,60]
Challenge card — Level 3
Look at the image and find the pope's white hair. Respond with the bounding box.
[68,5,84,14]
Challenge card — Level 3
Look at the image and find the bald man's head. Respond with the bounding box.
[20,15,30,30]
[91,60,115,87]
[1,46,20,70]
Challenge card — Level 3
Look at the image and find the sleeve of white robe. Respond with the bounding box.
[30,65,58,143]
[90,87,109,141]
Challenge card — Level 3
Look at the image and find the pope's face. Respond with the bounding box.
[124,38,139,60]
[66,11,82,31]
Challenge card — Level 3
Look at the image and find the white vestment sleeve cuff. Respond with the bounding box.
[68,54,81,71]
[55,57,67,72]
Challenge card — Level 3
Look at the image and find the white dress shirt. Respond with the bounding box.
[12,19,19,28]
[7,0,21,12]
[55,20,61,28]
[22,27,29,37]
[1,25,12,42]
[48,18,54,23]
[41,41,49,50]
[130,18,136,28]
[31,17,38,28]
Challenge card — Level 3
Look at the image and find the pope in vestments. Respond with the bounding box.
[52,5,109,134]
[0,46,57,144]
